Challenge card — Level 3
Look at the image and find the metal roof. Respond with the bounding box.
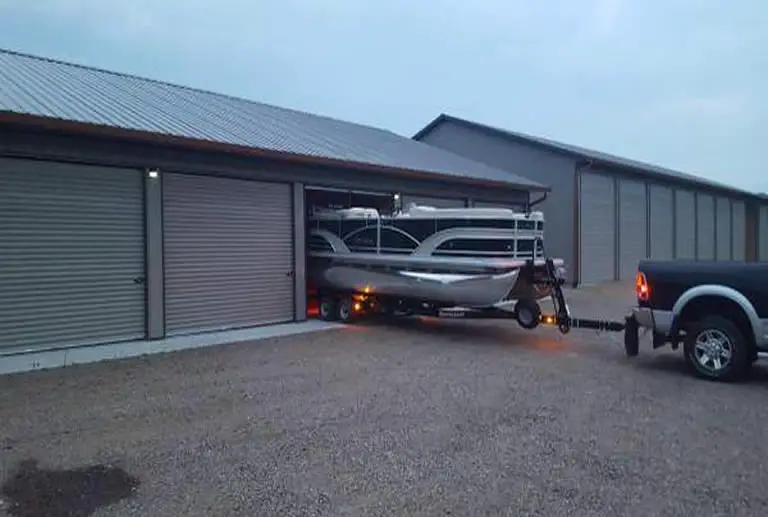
[414,114,756,197]
[0,49,547,191]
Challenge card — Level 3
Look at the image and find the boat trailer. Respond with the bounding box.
[311,257,640,354]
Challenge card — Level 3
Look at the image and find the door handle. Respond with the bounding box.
[133,276,146,285]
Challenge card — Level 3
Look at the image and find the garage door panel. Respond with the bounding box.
[675,190,696,259]
[760,206,768,261]
[580,172,616,284]
[715,197,732,260]
[732,201,745,261]
[649,185,673,260]
[164,174,294,336]
[0,159,146,352]
[697,194,715,260]
[618,179,648,280]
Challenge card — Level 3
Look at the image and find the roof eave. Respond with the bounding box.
[0,112,549,193]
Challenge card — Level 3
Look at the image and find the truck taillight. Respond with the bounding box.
[636,271,650,302]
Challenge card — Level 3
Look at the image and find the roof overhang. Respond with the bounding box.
[0,111,548,193]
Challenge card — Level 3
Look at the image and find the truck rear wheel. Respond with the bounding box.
[682,315,751,382]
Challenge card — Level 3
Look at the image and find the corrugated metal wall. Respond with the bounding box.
[163,173,295,336]
[760,205,768,261]
[0,158,146,353]
[675,190,696,259]
[617,179,648,280]
[649,185,674,260]
[579,172,616,284]
[715,197,732,260]
[696,194,715,260]
[732,201,746,261]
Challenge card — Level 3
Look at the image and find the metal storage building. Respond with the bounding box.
[0,50,547,360]
[414,114,763,286]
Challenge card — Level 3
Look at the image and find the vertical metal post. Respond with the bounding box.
[293,183,307,322]
[144,168,165,339]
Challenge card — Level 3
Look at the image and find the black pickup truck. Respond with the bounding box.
[625,260,768,381]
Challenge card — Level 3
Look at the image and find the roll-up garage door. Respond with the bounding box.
[0,158,146,353]
[401,194,466,208]
[732,201,746,261]
[760,206,768,261]
[579,172,616,284]
[696,194,715,260]
[649,185,673,260]
[675,190,696,259]
[163,174,294,336]
[715,197,732,260]
[618,179,648,280]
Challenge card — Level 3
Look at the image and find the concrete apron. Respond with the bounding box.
[0,320,343,376]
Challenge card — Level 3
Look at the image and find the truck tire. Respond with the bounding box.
[682,315,752,382]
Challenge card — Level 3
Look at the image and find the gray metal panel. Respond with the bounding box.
[163,173,294,336]
[732,201,745,261]
[415,114,754,197]
[697,194,715,260]
[0,50,545,190]
[649,185,674,260]
[579,172,616,284]
[145,171,165,338]
[0,158,146,353]
[675,190,696,259]
[715,197,732,260]
[402,194,467,208]
[618,178,648,280]
[293,183,307,322]
[760,206,768,261]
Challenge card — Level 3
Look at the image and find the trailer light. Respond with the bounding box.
[540,313,556,325]
[353,302,362,312]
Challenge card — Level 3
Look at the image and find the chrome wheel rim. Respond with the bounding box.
[339,302,350,320]
[693,329,733,372]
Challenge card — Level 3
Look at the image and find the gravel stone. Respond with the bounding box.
[1,281,767,516]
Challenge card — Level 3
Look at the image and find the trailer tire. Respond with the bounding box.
[318,297,338,322]
[337,297,357,323]
[682,315,751,382]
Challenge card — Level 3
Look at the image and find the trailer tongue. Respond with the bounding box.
[312,257,640,352]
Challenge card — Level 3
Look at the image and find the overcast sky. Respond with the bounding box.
[1,0,765,193]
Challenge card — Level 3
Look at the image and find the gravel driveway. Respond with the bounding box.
[1,282,767,517]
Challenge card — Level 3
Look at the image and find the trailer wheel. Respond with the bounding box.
[318,297,338,321]
[337,297,357,323]
[683,315,751,382]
